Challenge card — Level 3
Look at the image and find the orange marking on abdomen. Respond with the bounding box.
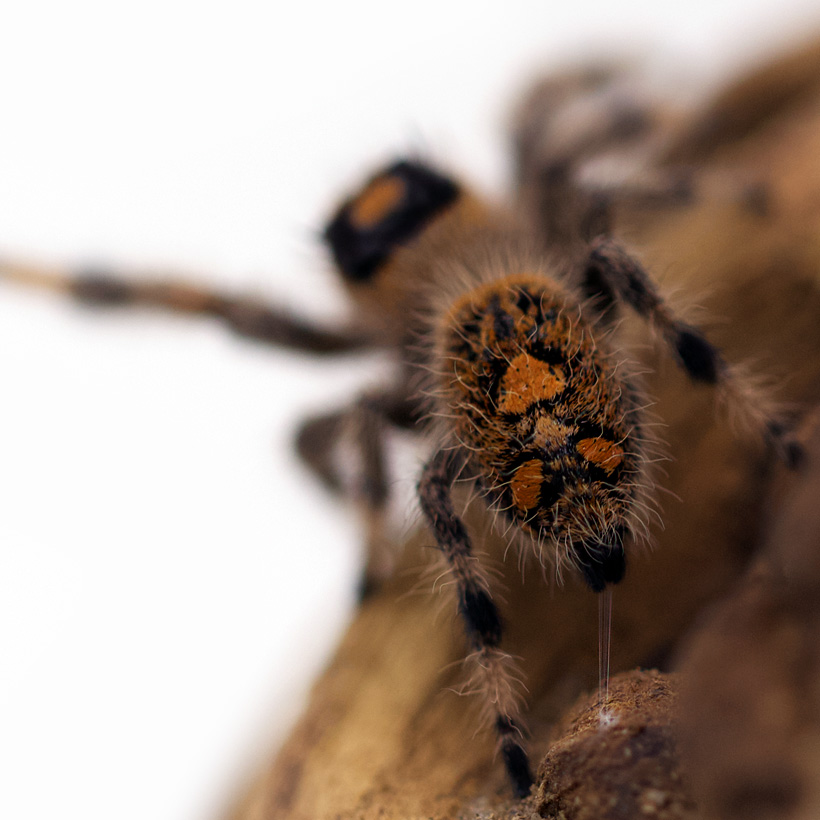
[510,459,544,511]
[499,353,566,415]
[576,437,624,474]
[349,176,406,229]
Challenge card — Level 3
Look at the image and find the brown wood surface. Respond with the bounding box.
[229,36,820,820]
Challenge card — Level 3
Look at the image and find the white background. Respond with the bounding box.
[1,3,819,819]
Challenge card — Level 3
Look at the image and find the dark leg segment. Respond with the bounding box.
[418,450,533,799]
[77,270,373,353]
[294,412,347,494]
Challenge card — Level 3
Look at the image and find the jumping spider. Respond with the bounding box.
[1,66,799,798]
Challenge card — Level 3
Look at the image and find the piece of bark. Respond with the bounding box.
[677,414,820,820]
[230,36,820,820]
[537,671,697,820]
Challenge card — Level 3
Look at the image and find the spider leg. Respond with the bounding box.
[514,72,768,245]
[583,170,769,218]
[349,394,392,595]
[418,450,533,799]
[583,237,802,466]
[583,170,696,211]
[0,258,373,354]
[296,389,423,597]
[295,411,346,494]
[526,160,766,256]
[511,65,658,196]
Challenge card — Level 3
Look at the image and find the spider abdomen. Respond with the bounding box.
[437,273,641,581]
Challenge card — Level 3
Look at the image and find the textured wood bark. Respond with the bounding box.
[676,414,820,820]
[229,37,820,820]
[536,670,698,820]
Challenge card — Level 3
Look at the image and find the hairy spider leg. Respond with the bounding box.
[418,450,534,799]
[0,258,373,353]
[583,238,803,467]
[296,389,425,596]
[0,257,426,595]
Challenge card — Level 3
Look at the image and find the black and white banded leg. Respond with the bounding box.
[583,237,802,467]
[418,449,533,799]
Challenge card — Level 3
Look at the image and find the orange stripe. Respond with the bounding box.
[576,438,624,474]
[348,176,406,229]
[510,459,544,511]
[499,353,565,414]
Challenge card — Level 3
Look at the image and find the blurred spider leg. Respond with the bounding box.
[521,160,701,249]
[0,257,373,354]
[584,171,696,210]
[350,393,393,595]
[512,78,657,194]
[521,161,610,247]
[295,411,347,494]
[583,237,802,465]
[531,165,760,253]
[418,449,533,799]
[296,389,423,597]
[584,170,768,217]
